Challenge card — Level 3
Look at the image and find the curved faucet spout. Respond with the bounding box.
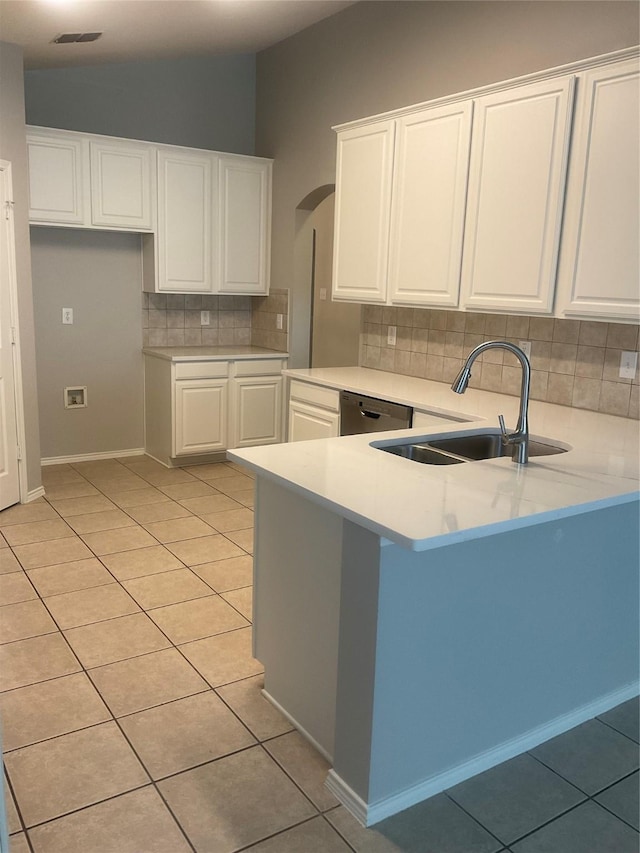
[451,340,531,464]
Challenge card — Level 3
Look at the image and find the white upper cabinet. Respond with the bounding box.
[460,77,575,314]
[90,139,155,231]
[156,148,216,293]
[388,102,473,307]
[218,156,271,295]
[27,130,88,225]
[332,120,396,303]
[27,126,273,296]
[556,58,640,321]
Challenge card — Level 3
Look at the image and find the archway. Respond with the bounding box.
[293,185,361,368]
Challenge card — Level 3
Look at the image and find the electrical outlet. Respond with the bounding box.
[387,326,397,346]
[62,308,73,325]
[518,340,532,360]
[200,311,210,326]
[276,314,284,330]
[619,350,638,380]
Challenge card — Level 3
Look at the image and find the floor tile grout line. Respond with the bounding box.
[318,810,360,853]
[442,791,512,850]
[3,761,31,846]
[526,745,639,800]
[595,714,640,747]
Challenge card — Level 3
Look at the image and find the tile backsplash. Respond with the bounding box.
[142,289,289,352]
[360,306,639,419]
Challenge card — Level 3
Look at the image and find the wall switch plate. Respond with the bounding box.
[276,314,284,330]
[319,288,327,301]
[387,326,397,346]
[619,350,638,380]
[518,340,532,359]
[64,386,87,408]
[200,310,210,326]
[62,308,73,324]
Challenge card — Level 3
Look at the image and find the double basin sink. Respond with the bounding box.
[377,431,568,465]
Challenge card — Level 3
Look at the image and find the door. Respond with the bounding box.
[461,77,575,314]
[556,58,640,320]
[27,131,87,225]
[157,148,215,292]
[0,162,21,510]
[388,102,473,307]
[332,120,395,302]
[90,140,155,231]
[288,401,340,442]
[218,157,271,295]
[231,375,283,448]
[174,379,228,455]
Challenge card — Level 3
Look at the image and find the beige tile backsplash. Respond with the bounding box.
[142,290,289,352]
[360,306,639,419]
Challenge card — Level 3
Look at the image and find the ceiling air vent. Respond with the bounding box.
[53,33,103,44]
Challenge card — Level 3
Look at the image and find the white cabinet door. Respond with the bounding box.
[288,400,340,442]
[218,157,271,295]
[556,59,640,321]
[388,102,473,307]
[90,140,154,230]
[461,77,575,314]
[27,132,88,224]
[174,378,228,455]
[232,375,283,448]
[157,148,216,292]
[332,120,396,303]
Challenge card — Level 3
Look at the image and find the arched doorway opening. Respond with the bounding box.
[293,185,361,368]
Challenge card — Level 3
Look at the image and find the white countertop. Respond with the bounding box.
[229,366,640,551]
[143,346,288,362]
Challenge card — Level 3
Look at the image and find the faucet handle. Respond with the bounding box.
[498,414,509,441]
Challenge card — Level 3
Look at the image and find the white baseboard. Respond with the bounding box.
[41,448,145,466]
[327,680,640,827]
[25,486,46,503]
[261,689,333,764]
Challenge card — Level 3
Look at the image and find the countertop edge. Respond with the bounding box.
[144,346,288,362]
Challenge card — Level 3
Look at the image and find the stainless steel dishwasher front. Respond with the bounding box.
[339,391,413,435]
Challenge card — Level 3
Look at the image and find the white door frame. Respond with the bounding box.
[0,159,28,505]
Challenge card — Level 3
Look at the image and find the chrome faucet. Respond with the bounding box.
[451,341,531,464]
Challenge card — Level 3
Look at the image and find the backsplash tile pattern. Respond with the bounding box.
[360,306,639,419]
[250,288,289,352]
[142,290,289,353]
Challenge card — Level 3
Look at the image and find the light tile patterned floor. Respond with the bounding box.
[0,456,638,852]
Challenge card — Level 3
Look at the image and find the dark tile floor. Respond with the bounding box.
[0,456,638,852]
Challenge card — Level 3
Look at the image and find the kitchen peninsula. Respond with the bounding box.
[228,370,639,826]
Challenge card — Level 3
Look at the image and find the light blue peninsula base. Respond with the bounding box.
[252,477,639,826]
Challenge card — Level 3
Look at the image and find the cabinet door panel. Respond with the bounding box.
[461,77,574,314]
[389,103,473,307]
[232,376,282,448]
[27,135,86,224]
[332,121,395,303]
[557,60,639,320]
[157,150,214,292]
[219,158,271,295]
[288,401,340,442]
[174,379,227,455]
[91,142,154,230]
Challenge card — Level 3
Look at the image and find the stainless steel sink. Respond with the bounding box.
[428,433,567,461]
[377,431,568,465]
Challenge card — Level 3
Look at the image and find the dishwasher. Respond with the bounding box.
[339,390,413,435]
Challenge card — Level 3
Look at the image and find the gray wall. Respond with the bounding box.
[24,51,258,461]
[0,41,42,495]
[31,228,144,459]
[25,53,256,153]
[255,0,640,367]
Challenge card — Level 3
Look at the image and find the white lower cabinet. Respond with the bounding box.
[288,380,340,441]
[175,378,228,456]
[144,354,286,465]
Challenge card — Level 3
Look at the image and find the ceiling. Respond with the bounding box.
[0,0,356,69]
